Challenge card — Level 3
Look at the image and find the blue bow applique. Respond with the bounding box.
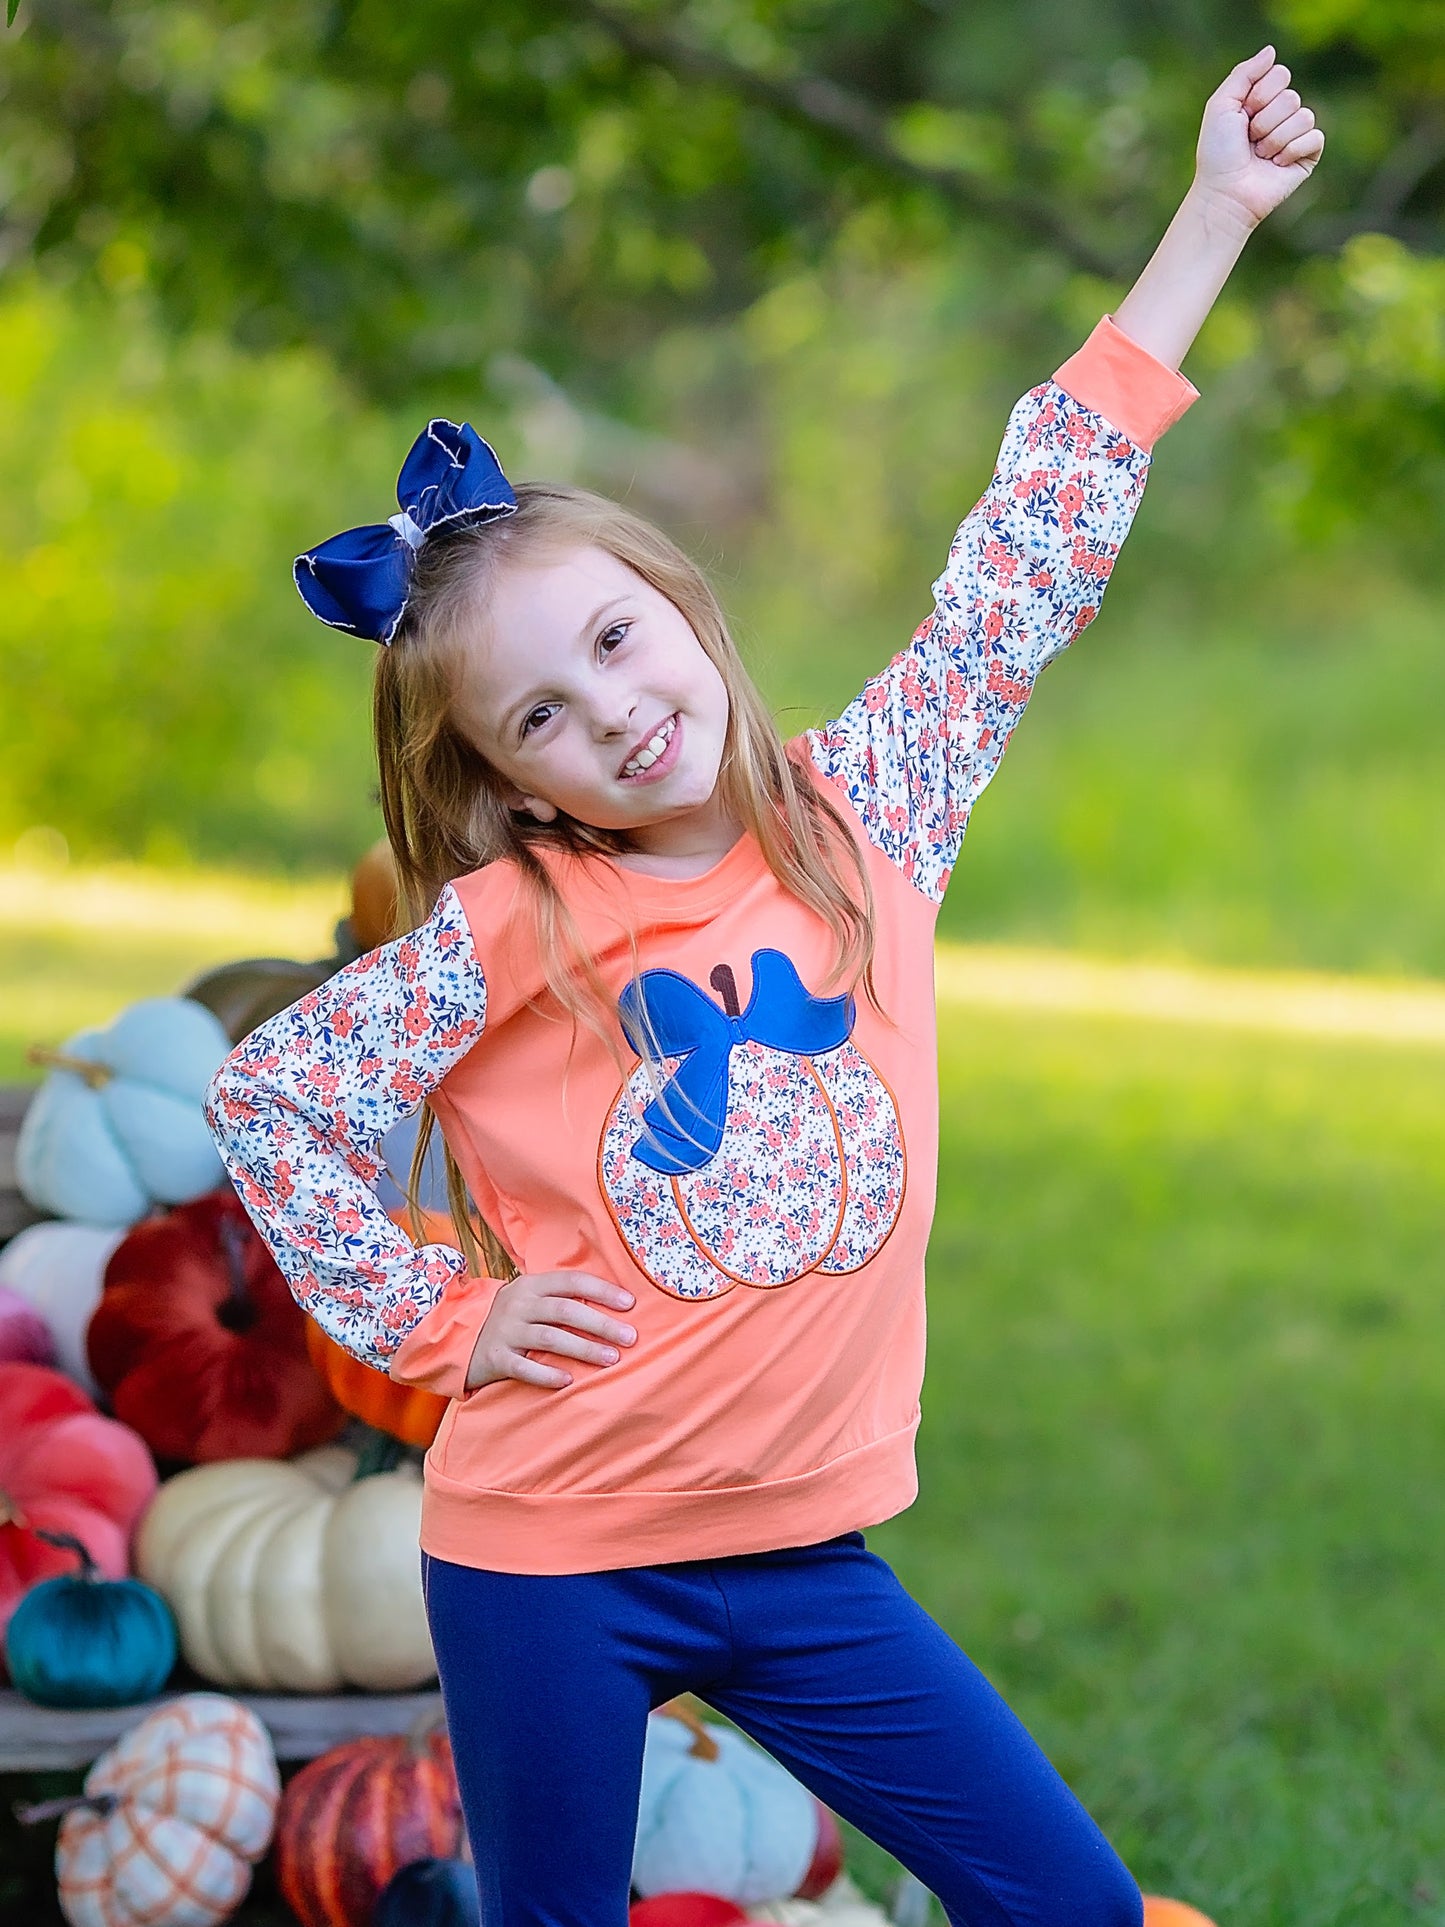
[618,949,854,1176]
[293,420,517,644]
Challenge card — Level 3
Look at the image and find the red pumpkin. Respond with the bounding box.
[630,1899,748,1927]
[86,1188,344,1464]
[798,1803,845,1898]
[0,1362,158,1640]
[276,1723,463,1927]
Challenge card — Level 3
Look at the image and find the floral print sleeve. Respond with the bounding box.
[204,884,486,1371]
[807,380,1153,903]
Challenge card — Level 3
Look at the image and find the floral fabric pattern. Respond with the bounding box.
[807,379,1152,902]
[811,1044,906,1273]
[598,988,906,1301]
[204,884,486,1370]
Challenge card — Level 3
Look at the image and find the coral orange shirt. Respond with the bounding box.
[207,318,1196,1574]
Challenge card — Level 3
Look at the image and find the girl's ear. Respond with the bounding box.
[504,782,559,825]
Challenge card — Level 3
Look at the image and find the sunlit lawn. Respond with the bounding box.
[3,869,1444,1924]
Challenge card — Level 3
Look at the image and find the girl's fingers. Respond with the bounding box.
[1244,62,1291,114]
[1254,106,1315,158]
[521,1323,623,1367]
[1274,128,1325,166]
[1223,45,1277,99]
[1248,88,1301,141]
[549,1272,636,1310]
[532,1296,636,1344]
[503,1352,573,1388]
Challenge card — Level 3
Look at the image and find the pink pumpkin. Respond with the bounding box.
[0,1362,158,1638]
[599,953,906,1301]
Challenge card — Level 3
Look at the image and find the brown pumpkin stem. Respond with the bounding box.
[33,1527,99,1582]
[216,1214,258,1334]
[656,1696,720,1760]
[709,964,741,1018]
[25,1045,113,1089]
[15,1792,119,1825]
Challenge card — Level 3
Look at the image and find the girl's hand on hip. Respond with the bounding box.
[464,1270,638,1391]
[1195,46,1325,231]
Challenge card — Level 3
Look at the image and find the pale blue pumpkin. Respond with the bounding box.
[5,1529,178,1708]
[633,1705,818,1904]
[16,997,232,1226]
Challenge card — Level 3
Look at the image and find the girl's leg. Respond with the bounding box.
[703,1535,1140,1927]
[421,1550,733,1927]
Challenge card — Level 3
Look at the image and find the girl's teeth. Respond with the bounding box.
[623,717,675,776]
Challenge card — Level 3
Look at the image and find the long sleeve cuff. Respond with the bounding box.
[1053,315,1199,452]
[387,1268,509,1401]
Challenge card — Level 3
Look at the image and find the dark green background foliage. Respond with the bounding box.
[2,0,1444,967]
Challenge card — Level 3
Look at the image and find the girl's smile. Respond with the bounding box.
[618,712,680,783]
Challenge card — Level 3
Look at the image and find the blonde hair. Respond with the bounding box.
[373,483,878,1275]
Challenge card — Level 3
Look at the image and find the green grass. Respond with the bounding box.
[864,1010,1445,1924]
[6,911,1445,1923]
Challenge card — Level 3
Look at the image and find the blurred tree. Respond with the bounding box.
[3,1,1442,550]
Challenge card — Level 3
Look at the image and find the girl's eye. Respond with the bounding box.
[521,703,559,738]
[599,620,631,657]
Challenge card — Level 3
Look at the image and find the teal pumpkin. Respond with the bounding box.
[5,1528,177,1708]
[17,996,232,1226]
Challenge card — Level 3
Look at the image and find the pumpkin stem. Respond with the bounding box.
[353,1425,405,1481]
[216,1214,259,1334]
[34,1527,99,1582]
[14,1792,120,1825]
[656,1696,721,1761]
[25,1045,113,1089]
[709,964,741,1018]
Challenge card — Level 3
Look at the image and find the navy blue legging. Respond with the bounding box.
[422,1532,1141,1927]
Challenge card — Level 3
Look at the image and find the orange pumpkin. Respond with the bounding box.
[1143,1901,1219,1927]
[350,840,401,952]
[276,1721,462,1927]
[304,1208,460,1448]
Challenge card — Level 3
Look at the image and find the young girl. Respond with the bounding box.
[209,49,1322,1927]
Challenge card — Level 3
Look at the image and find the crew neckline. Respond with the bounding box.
[596,820,766,916]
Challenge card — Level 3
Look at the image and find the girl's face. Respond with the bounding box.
[451,544,733,855]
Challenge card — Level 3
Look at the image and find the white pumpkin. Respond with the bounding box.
[0,1219,121,1397]
[135,1444,436,1693]
[54,1692,279,1927]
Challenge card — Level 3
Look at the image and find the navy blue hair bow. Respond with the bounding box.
[293,420,517,644]
[618,950,855,1176]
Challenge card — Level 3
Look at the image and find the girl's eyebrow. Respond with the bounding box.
[501,595,633,738]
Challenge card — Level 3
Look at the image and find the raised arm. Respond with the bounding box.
[808,48,1323,904]
[1113,47,1324,370]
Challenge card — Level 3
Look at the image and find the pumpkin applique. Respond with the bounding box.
[598,950,905,1300]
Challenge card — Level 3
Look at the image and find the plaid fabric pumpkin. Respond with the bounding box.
[56,1693,279,1927]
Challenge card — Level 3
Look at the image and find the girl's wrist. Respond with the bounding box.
[1182,178,1261,253]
